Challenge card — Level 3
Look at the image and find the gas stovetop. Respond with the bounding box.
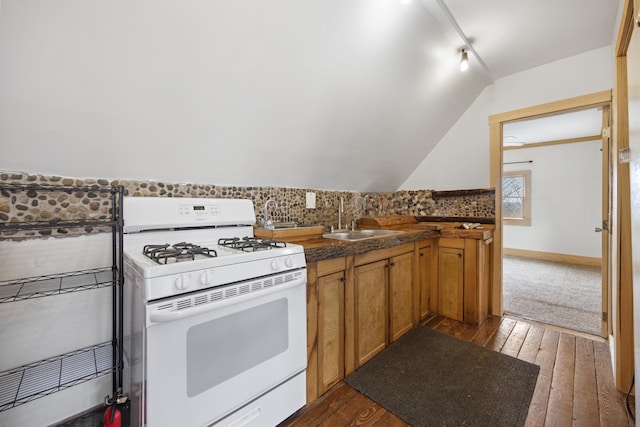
[143,242,218,264]
[122,196,306,300]
[142,238,289,264]
[218,237,287,252]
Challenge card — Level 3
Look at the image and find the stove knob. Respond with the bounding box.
[174,275,188,291]
[271,259,280,271]
[200,270,213,286]
[284,256,294,268]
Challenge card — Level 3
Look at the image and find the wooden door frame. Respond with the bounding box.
[611,0,636,393]
[487,0,636,394]
[488,90,613,330]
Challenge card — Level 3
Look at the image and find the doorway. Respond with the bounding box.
[488,91,613,338]
[501,108,605,336]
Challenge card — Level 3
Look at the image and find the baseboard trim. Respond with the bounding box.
[503,248,601,267]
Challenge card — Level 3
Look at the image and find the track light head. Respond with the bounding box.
[460,49,469,72]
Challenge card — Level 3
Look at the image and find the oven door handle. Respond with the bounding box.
[148,277,305,323]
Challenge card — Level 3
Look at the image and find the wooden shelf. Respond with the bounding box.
[431,188,494,198]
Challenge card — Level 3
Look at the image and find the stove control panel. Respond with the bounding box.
[271,256,295,272]
[178,203,220,217]
[199,270,214,286]
[170,271,215,292]
[174,274,190,291]
[142,252,307,301]
[123,197,255,233]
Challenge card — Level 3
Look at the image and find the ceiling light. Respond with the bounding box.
[460,49,469,72]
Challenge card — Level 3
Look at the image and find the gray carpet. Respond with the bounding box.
[503,256,601,335]
[345,326,539,427]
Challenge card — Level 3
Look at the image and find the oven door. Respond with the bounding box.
[141,270,306,427]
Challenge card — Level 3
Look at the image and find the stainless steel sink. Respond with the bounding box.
[270,222,320,230]
[322,229,404,241]
[272,222,298,229]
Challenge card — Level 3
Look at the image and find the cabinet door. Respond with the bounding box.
[418,243,435,320]
[317,271,345,394]
[354,260,388,368]
[389,252,414,342]
[438,246,464,321]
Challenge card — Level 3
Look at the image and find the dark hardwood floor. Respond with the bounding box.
[280,314,634,427]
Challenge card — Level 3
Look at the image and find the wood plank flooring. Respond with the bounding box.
[280,314,634,427]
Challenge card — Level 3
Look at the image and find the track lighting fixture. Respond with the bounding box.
[460,48,469,72]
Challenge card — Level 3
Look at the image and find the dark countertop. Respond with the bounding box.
[272,216,494,263]
[297,229,439,263]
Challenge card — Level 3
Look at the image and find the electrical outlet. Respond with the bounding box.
[306,192,316,209]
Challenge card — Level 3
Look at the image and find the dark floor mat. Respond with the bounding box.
[345,326,539,427]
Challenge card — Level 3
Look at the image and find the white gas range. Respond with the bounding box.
[122,197,307,427]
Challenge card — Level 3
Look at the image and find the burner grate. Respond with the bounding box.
[218,236,287,252]
[143,242,217,264]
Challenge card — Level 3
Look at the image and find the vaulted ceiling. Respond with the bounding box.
[438,0,619,80]
[0,0,622,192]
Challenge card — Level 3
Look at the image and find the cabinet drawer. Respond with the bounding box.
[354,243,414,266]
[418,238,435,249]
[317,257,346,277]
[438,237,465,249]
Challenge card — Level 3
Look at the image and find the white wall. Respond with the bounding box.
[0,0,487,193]
[503,140,602,258]
[400,46,614,190]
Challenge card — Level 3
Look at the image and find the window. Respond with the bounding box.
[502,170,531,226]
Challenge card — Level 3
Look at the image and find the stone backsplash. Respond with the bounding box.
[0,172,494,238]
[430,189,496,217]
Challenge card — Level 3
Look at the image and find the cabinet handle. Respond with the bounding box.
[389,262,395,267]
[457,254,462,258]
[420,253,424,257]
[340,277,346,283]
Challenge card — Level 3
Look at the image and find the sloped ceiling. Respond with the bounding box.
[442,0,620,79]
[0,0,621,192]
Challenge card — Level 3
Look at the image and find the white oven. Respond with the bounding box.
[122,197,307,427]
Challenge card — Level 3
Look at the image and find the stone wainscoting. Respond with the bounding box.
[0,172,495,238]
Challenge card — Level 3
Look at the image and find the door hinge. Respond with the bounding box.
[602,311,608,322]
[602,219,609,231]
[602,127,610,138]
[619,148,630,164]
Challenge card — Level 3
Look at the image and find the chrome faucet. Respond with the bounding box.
[263,199,278,230]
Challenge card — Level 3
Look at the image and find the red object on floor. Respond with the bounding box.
[104,406,121,427]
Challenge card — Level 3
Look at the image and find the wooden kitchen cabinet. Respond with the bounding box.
[416,239,437,322]
[352,243,415,369]
[389,251,414,342]
[317,270,345,395]
[306,242,425,403]
[354,259,389,367]
[438,242,465,321]
[437,234,493,325]
[304,225,493,405]
[306,256,348,403]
